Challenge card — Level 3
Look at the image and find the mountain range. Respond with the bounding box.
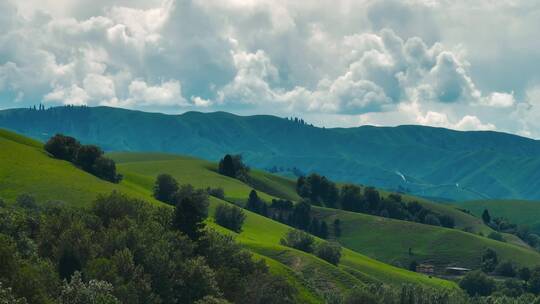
[2,105,540,201]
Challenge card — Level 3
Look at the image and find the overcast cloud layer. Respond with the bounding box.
[2,0,540,137]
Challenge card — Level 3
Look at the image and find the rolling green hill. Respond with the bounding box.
[0,129,456,302]
[313,207,540,271]
[3,106,540,201]
[109,152,540,272]
[453,200,540,234]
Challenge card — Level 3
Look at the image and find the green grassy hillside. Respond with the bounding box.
[110,152,540,274]
[0,130,158,206]
[0,129,455,303]
[112,153,491,234]
[313,207,540,271]
[111,152,453,289]
[453,200,540,234]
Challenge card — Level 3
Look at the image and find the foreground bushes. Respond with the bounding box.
[0,192,295,303]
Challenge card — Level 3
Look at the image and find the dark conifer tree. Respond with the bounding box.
[333,219,342,238]
[482,209,492,224]
[247,190,261,213]
[219,154,236,177]
[320,221,329,239]
[309,218,320,236]
[173,196,209,241]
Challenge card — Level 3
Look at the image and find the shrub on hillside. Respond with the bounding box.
[214,204,246,233]
[16,193,38,210]
[438,214,455,228]
[206,187,225,200]
[488,232,505,242]
[424,214,441,226]
[519,267,531,281]
[495,261,516,277]
[481,249,499,273]
[315,242,342,265]
[75,145,103,172]
[459,271,496,296]
[280,229,315,253]
[153,174,179,204]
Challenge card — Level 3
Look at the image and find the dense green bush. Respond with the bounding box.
[207,187,225,200]
[44,134,81,162]
[280,229,315,253]
[214,203,246,232]
[459,271,496,296]
[153,173,179,204]
[488,232,505,242]
[15,194,37,210]
[315,242,342,265]
[518,267,531,281]
[495,261,516,277]
[481,249,499,273]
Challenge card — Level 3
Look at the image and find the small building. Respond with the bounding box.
[416,264,435,274]
[445,267,471,275]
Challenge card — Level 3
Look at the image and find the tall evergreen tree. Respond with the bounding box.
[173,196,209,241]
[292,201,311,231]
[320,221,329,239]
[482,209,491,224]
[247,190,261,213]
[219,154,236,178]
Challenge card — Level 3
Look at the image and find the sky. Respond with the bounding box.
[2,0,540,137]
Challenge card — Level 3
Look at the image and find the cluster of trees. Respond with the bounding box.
[297,174,455,228]
[285,116,312,126]
[218,154,250,183]
[45,134,122,183]
[246,191,333,239]
[457,248,540,299]
[459,266,540,299]
[28,104,47,111]
[280,229,342,265]
[482,209,540,250]
[0,192,296,304]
